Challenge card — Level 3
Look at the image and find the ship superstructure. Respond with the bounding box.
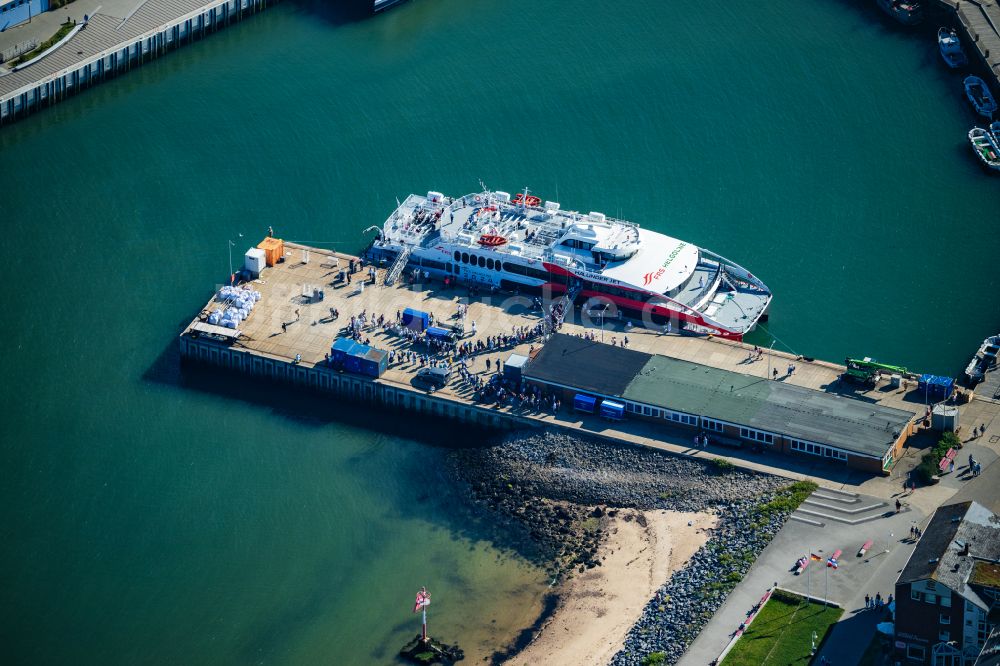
[369,189,772,340]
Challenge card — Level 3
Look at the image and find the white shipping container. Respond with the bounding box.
[244,248,267,276]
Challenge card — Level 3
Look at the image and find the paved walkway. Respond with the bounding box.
[678,489,928,666]
[0,0,138,64]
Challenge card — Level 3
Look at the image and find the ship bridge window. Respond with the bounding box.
[563,239,595,251]
[461,252,469,264]
[454,251,461,262]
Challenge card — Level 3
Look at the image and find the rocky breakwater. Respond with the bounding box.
[448,430,814,665]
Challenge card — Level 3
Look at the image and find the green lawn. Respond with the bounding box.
[721,590,843,666]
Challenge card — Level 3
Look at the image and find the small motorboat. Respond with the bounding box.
[938,28,968,68]
[965,76,998,118]
[877,0,923,25]
[965,334,1000,384]
[968,127,1000,172]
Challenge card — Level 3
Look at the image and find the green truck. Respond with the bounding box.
[844,357,908,384]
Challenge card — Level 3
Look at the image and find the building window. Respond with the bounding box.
[940,614,950,624]
[940,594,950,608]
[911,589,922,602]
[906,644,925,661]
[938,630,950,642]
[664,410,697,425]
[739,427,774,444]
[925,593,936,604]
[701,418,724,432]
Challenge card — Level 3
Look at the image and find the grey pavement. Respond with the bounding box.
[678,489,927,666]
[0,0,140,62]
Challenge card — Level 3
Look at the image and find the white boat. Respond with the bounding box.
[374,0,408,12]
[938,28,968,69]
[965,335,1000,385]
[968,127,1000,171]
[369,189,773,340]
[876,0,923,25]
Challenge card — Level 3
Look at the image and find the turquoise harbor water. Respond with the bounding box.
[2,0,1000,663]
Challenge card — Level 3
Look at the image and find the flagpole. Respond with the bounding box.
[422,603,427,642]
[824,565,828,605]
[806,557,810,603]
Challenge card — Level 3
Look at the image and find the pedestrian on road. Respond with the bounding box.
[865,593,871,609]
[896,499,902,513]
[875,592,882,607]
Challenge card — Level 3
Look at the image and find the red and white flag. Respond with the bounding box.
[412,587,431,613]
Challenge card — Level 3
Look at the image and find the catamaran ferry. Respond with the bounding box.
[368,189,772,340]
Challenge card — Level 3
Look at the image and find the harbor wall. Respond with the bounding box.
[0,0,274,125]
[178,333,527,431]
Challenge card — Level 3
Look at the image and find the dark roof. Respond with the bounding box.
[525,335,915,459]
[524,334,651,398]
[898,501,1000,609]
[624,355,915,458]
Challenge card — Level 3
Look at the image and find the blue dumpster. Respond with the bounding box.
[425,326,455,342]
[402,308,430,332]
[600,399,625,421]
[573,394,597,414]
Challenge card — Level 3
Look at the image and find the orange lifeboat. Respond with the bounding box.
[512,193,541,207]
[478,234,508,247]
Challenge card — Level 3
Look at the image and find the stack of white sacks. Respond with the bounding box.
[207,286,262,329]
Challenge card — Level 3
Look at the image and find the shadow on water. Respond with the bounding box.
[143,335,496,449]
[289,0,380,25]
[144,335,556,661]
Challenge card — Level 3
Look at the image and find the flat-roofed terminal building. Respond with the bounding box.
[523,334,917,474]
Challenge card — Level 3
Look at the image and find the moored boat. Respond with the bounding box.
[965,335,1000,385]
[938,27,968,68]
[374,0,409,12]
[965,76,998,119]
[877,0,923,25]
[968,127,1000,171]
[369,188,773,340]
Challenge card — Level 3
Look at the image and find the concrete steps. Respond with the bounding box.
[792,490,895,527]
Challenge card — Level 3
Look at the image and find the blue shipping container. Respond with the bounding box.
[331,337,358,363]
[358,348,388,378]
[344,355,363,374]
[403,308,430,332]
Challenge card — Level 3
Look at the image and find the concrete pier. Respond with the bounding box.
[178,240,1000,490]
[0,0,273,125]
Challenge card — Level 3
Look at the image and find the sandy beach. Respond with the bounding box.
[507,509,718,666]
